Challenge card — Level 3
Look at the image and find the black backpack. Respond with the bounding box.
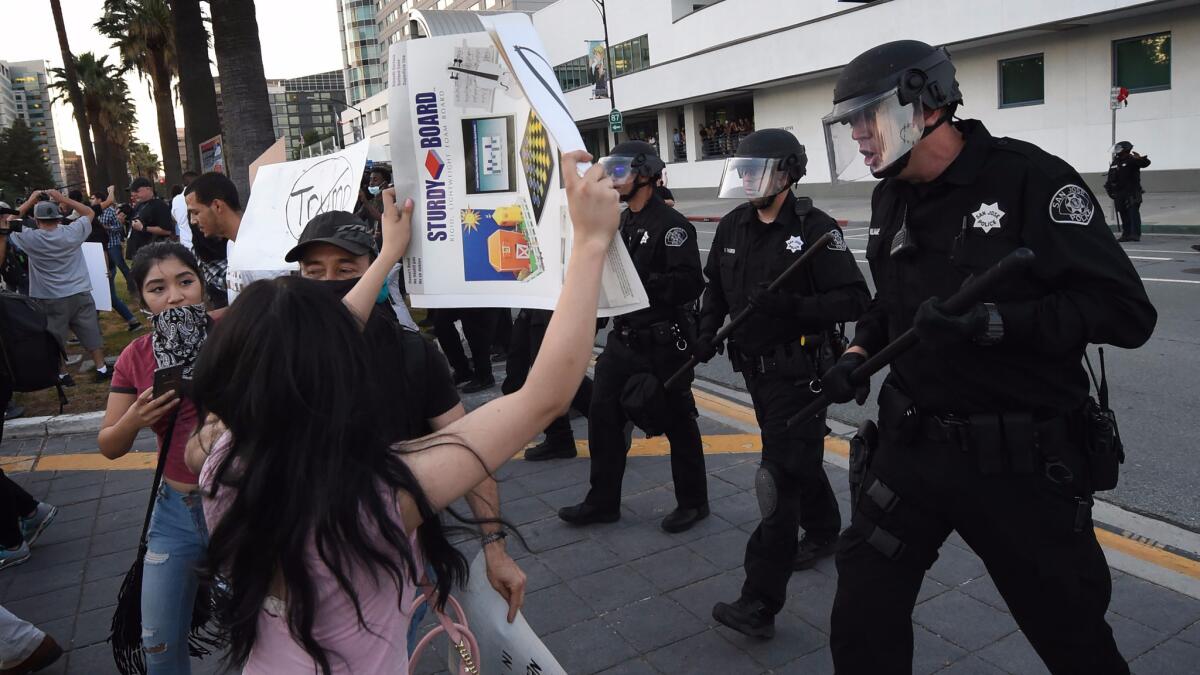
[0,291,68,410]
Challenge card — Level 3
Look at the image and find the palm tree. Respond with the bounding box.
[210,0,276,200]
[169,0,221,173]
[95,0,184,188]
[127,141,162,181]
[48,0,99,192]
[50,53,136,193]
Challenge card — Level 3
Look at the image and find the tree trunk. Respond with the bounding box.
[150,55,184,189]
[210,0,275,201]
[49,0,99,192]
[85,108,110,191]
[170,0,221,173]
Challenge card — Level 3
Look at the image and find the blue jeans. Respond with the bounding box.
[106,245,136,323]
[141,484,209,675]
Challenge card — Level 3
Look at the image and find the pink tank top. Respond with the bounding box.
[200,432,423,674]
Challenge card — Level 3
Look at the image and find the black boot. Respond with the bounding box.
[452,369,474,386]
[661,504,709,533]
[460,375,496,394]
[792,534,837,571]
[558,502,620,526]
[525,437,577,461]
[712,597,775,639]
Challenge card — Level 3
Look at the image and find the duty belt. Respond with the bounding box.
[732,334,824,375]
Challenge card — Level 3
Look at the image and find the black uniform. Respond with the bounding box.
[831,120,1156,673]
[1105,152,1151,241]
[583,194,707,511]
[503,308,593,445]
[700,191,869,615]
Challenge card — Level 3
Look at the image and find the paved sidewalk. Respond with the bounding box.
[3,400,1200,673]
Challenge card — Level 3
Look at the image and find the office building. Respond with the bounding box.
[4,59,64,186]
[337,0,385,105]
[268,69,347,159]
[61,149,84,189]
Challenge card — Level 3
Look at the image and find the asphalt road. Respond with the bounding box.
[668,204,1200,530]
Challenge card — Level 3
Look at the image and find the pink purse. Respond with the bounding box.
[407,583,480,675]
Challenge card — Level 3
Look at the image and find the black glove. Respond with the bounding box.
[822,352,869,405]
[748,284,799,318]
[912,298,988,348]
[692,333,721,364]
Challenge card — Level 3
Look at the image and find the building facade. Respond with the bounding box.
[338,0,386,105]
[267,70,347,159]
[0,61,16,128]
[3,60,63,186]
[534,0,1197,195]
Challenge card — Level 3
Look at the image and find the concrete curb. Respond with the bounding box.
[5,410,105,441]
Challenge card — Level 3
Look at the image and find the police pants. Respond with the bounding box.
[1116,197,1142,240]
[740,371,841,614]
[830,431,1127,674]
[503,309,592,441]
[584,336,707,511]
[433,308,497,379]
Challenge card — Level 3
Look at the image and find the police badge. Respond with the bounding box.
[1049,185,1095,225]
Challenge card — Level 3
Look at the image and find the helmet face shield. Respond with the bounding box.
[717,157,791,199]
[822,87,925,183]
[598,155,637,186]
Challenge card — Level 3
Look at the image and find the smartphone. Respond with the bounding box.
[152,364,186,399]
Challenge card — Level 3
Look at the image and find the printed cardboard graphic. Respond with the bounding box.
[520,109,554,224]
[461,201,543,282]
[462,116,516,194]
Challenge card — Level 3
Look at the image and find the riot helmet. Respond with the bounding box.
[822,40,963,183]
[599,140,665,202]
[716,128,807,208]
[1111,140,1133,157]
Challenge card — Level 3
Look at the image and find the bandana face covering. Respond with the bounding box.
[151,303,210,378]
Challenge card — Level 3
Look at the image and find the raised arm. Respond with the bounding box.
[399,151,618,521]
[343,188,412,326]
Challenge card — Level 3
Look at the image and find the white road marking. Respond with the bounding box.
[1126,248,1200,255]
[1141,277,1200,285]
[1129,256,1174,261]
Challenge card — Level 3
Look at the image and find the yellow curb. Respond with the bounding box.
[1095,528,1200,581]
[0,452,158,473]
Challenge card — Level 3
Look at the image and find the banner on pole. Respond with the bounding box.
[388,14,647,316]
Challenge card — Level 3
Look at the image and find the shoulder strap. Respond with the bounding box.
[137,411,180,548]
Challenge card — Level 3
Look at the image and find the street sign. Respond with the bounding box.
[1110,86,1129,110]
[609,108,623,134]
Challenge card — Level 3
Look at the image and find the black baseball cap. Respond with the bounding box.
[128,177,154,192]
[284,210,378,262]
[0,201,17,216]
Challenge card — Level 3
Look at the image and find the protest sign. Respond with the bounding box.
[225,140,371,301]
[82,242,111,312]
[199,135,224,174]
[388,14,648,316]
[455,551,566,675]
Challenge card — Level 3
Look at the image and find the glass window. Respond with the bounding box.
[998,54,1044,107]
[1113,32,1171,93]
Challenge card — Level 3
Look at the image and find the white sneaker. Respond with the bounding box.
[0,541,31,570]
[19,502,58,546]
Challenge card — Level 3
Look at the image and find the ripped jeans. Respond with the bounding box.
[141,483,209,674]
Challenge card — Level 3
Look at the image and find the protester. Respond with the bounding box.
[0,605,63,673]
[127,178,175,261]
[284,208,527,621]
[97,242,213,674]
[186,152,616,673]
[184,172,241,307]
[94,187,142,331]
[0,190,109,384]
[172,172,199,252]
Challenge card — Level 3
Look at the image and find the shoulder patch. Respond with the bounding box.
[826,229,847,251]
[664,227,688,247]
[1049,184,1095,225]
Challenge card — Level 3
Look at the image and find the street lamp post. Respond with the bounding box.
[329,97,365,149]
[593,0,618,144]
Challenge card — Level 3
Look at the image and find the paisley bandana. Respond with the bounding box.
[151,304,210,378]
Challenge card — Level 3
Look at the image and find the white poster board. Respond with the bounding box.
[226,140,372,301]
[82,242,112,312]
[388,15,647,316]
[456,551,566,675]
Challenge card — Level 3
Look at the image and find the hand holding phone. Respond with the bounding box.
[153,364,186,399]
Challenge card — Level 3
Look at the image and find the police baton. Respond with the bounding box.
[785,247,1037,428]
[663,231,834,391]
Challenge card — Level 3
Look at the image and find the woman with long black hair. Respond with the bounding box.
[187,151,619,673]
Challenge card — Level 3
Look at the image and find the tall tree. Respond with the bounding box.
[170,0,221,172]
[127,140,162,181]
[0,120,56,198]
[50,53,136,193]
[95,0,184,188]
[48,0,99,193]
[210,0,275,200]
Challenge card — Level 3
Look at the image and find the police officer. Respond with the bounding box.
[1104,141,1151,242]
[819,41,1156,673]
[558,141,710,533]
[694,129,869,638]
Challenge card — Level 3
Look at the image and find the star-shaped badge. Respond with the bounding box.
[971,202,1005,233]
[784,235,804,253]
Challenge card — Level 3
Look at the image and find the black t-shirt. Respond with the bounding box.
[364,305,460,442]
[190,223,228,263]
[127,197,175,257]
